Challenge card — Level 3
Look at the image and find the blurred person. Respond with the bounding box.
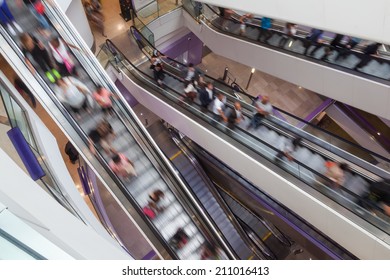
[275,137,302,162]
[354,42,381,71]
[20,32,60,83]
[153,63,165,87]
[199,82,215,110]
[247,95,273,130]
[184,63,196,82]
[238,13,253,36]
[150,50,167,69]
[218,7,233,30]
[363,179,390,217]
[14,77,36,108]
[200,243,226,260]
[142,201,164,219]
[0,0,23,36]
[279,23,297,48]
[258,17,273,43]
[53,77,92,119]
[91,0,101,10]
[109,153,137,180]
[194,1,203,18]
[303,28,324,56]
[227,101,244,130]
[149,189,165,204]
[169,228,189,250]
[320,34,345,62]
[211,92,227,122]
[48,37,81,76]
[88,120,116,155]
[335,36,362,61]
[147,189,166,213]
[182,80,197,103]
[17,0,53,36]
[84,0,106,37]
[324,161,349,188]
[93,85,116,116]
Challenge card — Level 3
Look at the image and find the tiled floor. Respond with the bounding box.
[198,53,325,119]
[92,0,133,51]
[95,0,325,120]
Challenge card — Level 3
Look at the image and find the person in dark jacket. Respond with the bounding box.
[303,29,324,56]
[153,63,165,87]
[198,82,215,110]
[354,43,381,71]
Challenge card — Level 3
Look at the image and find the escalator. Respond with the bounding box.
[168,129,353,259]
[183,0,390,84]
[116,25,390,220]
[147,120,262,259]
[181,136,357,259]
[0,2,234,259]
[166,127,296,259]
[96,25,390,258]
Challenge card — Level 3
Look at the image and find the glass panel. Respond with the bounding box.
[0,82,82,221]
[0,235,36,260]
[103,38,390,239]
[183,2,390,84]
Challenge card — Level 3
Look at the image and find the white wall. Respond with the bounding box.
[54,0,73,12]
[0,72,118,248]
[61,0,95,48]
[0,149,130,259]
[199,0,390,44]
[182,12,390,120]
[146,8,188,47]
[107,65,390,259]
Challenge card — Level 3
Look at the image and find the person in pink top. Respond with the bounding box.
[109,153,137,180]
[93,86,115,115]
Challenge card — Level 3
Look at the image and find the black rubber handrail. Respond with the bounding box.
[202,3,390,82]
[185,137,355,259]
[129,25,390,164]
[104,38,388,220]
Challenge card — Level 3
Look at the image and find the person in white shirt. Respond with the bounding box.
[212,93,227,122]
[275,137,302,161]
[247,95,273,130]
[182,80,197,103]
[184,63,196,81]
[54,77,91,119]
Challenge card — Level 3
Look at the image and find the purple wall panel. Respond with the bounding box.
[160,32,203,65]
[115,79,139,108]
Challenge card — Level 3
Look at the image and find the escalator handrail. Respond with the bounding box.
[103,38,389,221]
[210,177,293,248]
[188,141,355,259]
[235,216,277,260]
[199,2,390,83]
[129,25,390,166]
[79,159,134,257]
[0,26,180,259]
[169,128,264,260]
[3,3,224,259]
[45,2,246,260]
[129,23,390,192]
